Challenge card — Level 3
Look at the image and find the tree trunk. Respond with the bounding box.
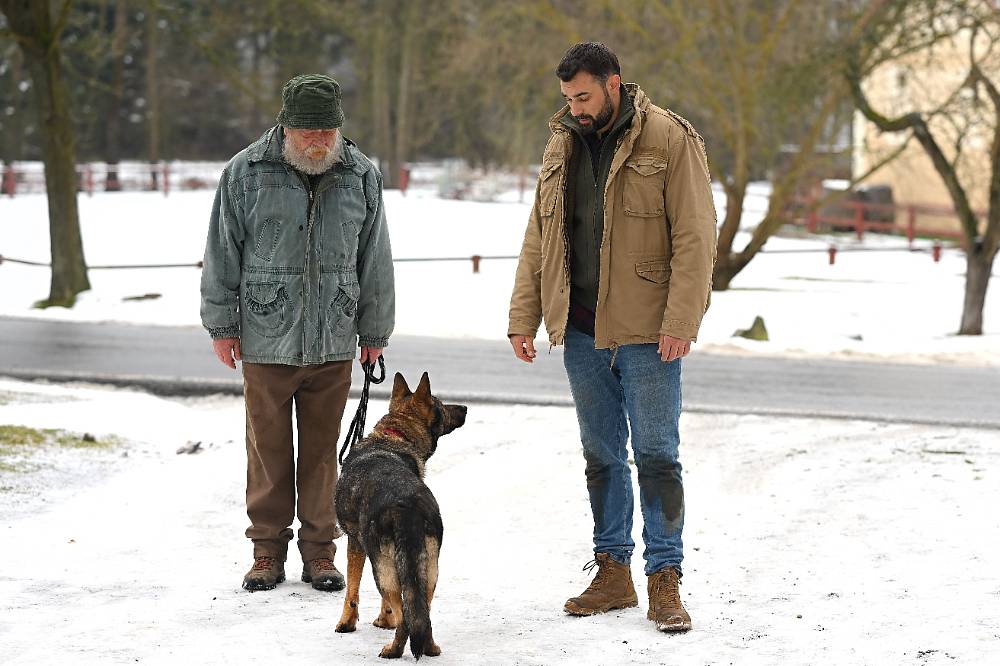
[392,3,417,191]
[104,0,128,191]
[370,4,394,187]
[958,249,996,335]
[712,252,749,291]
[2,47,24,163]
[1,0,91,306]
[717,184,747,256]
[146,4,160,189]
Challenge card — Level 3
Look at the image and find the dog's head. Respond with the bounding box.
[386,372,467,457]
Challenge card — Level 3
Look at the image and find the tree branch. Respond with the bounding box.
[847,55,979,240]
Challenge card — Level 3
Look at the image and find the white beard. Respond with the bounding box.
[281,132,344,175]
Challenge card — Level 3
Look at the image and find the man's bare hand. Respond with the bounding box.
[360,346,383,365]
[509,335,537,364]
[658,335,691,362]
[212,337,241,369]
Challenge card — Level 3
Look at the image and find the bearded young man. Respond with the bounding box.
[200,74,394,592]
[508,43,717,632]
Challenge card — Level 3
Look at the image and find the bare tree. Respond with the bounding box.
[0,0,89,307]
[103,0,129,191]
[145,1,160,188]
[587,1,911,290]
[847,0,999,334]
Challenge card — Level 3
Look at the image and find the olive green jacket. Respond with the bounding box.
[200,126,394,364]
[508,84,717,348]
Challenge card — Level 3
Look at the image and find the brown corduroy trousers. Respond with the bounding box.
[242,360,352,563]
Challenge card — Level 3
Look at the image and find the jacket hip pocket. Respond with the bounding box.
[243,281,292,338]
[327,282,360,336]
[635,259,671,284]
[623,157,667,218]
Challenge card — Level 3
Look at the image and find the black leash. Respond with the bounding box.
[339,355,386,465]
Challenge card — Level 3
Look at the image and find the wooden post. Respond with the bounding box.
[806,196,818,233]
[906,206,916,247]
[932,242,942,263]
[398,165,410,196]
[162,162,170,197]
[471,255,481,273]
[2,164,14,197]
[827,246,837,265]
[854,202,865,241]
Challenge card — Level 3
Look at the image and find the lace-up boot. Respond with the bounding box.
[564,552,638,616]
[242,556,285,592]
[647,567,691,632]
[302,557,345,591]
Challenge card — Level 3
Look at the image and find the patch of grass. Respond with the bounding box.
[0,425,48,447]
[0,425,120,470]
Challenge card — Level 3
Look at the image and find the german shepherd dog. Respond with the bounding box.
[334,372,467,660]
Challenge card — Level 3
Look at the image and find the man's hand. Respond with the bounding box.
[658,335,691,362]
[360,346,383,365]
[212,337,241,369]
[509,335,537,364]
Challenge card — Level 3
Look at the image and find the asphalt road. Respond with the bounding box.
[1,316,997,428]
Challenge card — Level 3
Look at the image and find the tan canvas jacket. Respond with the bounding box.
[508,83,718,349]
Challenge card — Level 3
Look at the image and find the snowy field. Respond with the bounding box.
[1,377,998,665]
[0,186,997,366]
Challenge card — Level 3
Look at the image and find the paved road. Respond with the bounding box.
[1,316,997,428]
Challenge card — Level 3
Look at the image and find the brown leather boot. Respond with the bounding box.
[242,556,285,592]
[564,553,639,616]
[647,567,691,632]
[302,557,345,591]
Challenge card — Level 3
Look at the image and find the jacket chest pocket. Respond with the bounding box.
[538,160,563,217]
[623,156,667,218]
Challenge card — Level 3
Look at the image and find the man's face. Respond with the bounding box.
[560,71,620,135]
[285,128,339,160]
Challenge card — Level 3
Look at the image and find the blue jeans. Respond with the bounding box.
[563,325,684,576]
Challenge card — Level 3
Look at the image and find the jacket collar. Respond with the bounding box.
[246,125,359,169]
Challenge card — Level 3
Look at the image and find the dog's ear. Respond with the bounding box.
[392,372,412,400]
[414,372,432,404]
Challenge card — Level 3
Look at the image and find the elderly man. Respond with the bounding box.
[200,74,394,592]
[508,43,717,632]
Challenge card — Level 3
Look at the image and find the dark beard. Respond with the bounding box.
[574,91,614,136]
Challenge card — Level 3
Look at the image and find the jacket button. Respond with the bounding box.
[299,225,304,231]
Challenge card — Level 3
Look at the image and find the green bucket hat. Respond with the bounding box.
[276,74,344,129]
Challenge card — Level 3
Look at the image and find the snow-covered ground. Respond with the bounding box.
[1,377,998,665]
[0,186,997,366]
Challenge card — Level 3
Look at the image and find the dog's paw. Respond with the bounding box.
[373,614,396,629]
[335,622,357,633]
[378,643,403,659]
[425,642,442,657]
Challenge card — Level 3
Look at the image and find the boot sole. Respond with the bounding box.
[654,619,692,632]
[564,598,639,616]
[242,572,285,592]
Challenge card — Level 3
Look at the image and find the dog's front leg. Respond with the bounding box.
[335,537,365,633]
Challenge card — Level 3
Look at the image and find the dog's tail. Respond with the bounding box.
[389,504,433,660]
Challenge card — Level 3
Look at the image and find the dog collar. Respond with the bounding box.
[381,428,406,440]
